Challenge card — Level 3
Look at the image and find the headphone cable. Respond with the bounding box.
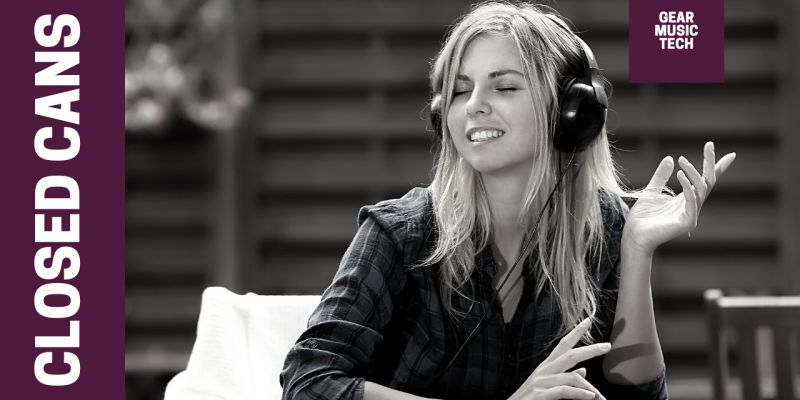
[434,148,578,383]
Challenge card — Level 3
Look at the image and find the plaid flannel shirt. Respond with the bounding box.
[280,187,668,400]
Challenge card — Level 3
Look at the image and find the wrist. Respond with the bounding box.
[621,228,656,257]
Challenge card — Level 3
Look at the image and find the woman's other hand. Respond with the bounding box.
[508,319,610,400]
[623,141,736,255]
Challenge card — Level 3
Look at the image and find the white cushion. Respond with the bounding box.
[165,287,321,400]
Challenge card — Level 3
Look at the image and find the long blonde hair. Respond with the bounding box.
[422,1,635,342]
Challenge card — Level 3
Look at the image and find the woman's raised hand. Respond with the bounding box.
[623,142,736,255]
[508,319,609,400]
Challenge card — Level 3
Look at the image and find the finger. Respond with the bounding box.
[542,386,596,400]
[678,156,707,199]
[549,343,612,373]
[677,170,698,226]
[574,367,587,379]
[550,371,606,400]
[714,152,736,180]
[703,142,716,188]
[547,318,592,362]
[646,156,674,192]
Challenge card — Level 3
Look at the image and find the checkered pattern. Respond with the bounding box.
[280,188,667,400]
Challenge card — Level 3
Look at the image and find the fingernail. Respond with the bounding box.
[580,318,591,327]
[600,343,612,350]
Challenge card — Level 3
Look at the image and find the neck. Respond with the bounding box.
[480,170,530,253]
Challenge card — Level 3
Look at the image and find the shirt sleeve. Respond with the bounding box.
[581,195,669,400]
[280,215,409,400]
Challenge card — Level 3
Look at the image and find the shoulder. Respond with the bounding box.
[357,187,434,265]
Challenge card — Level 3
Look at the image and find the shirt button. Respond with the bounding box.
[307,339,318,349]
[505,353,514,362]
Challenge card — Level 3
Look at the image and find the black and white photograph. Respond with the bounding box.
[123,1,800,399]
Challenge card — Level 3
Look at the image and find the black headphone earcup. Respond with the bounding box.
[554,80,607,152]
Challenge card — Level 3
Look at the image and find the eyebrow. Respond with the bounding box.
[455,69,524,81]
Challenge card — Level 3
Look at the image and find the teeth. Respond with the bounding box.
[469,130,504,142]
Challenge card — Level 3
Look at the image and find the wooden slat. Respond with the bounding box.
[253,193,775,247]
[254,90,776,141]
[705,289,728,400]
[656,311,707,353]
[126,142,211,178]
[259,46,431,89]
[253,254,341,295]
[737,326,761,400]
[255,96,431,139]
[126,236,210,278]
[256,200,362,244]
[772,327,795,400]
[614,142,776,191]
[652,256,779,297]
[612,88,776,137]
[260,142,433,193]
[589,38,776,84]
[256,38,775,90]
[125,286,204,327]
[255,0,775,35]
[126,191,208,228]
[125,334,195,373]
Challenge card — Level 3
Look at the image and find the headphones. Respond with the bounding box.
[429,14,608,153]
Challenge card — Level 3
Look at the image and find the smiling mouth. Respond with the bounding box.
[469,130,505,142]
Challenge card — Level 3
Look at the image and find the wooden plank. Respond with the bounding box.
[256,200,362,244]
[778,0,800,295]
[125,286,204,327]
[126,142,211,178]
[656,311,707,353]
[612,87,776,137]
[255,0,775,34]
[126,236,210,278]
[736,326,761,400]
[258,45,431,89]
[254,89,776,140]
[252,254,342,295]
[260,142,433,192]
[652,256,779,298]
[256,38,775,89]
[254,192,775,247]
[705,289,728,400]
[255,95,432,138]
[719,299,800,328]
[125,333,195,373]
[126,191,209,228]
[773,326,795,400]
[614,141,775,191]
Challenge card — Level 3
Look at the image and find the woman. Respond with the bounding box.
[281,2,735,399]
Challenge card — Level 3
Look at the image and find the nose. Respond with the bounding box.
[465,88,491,117]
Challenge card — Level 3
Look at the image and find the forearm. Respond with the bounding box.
[364,381,437,400]
[601,238,664,385]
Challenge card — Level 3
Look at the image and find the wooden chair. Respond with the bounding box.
[705,289,800,400]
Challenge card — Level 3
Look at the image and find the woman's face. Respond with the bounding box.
[446,34,541,178]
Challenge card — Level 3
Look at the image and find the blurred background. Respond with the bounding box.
[124,0,800,399]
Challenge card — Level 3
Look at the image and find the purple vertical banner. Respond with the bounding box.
[0,0,124,398]
[630,0,724,83]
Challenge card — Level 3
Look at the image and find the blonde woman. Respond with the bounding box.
[281,2,735,399]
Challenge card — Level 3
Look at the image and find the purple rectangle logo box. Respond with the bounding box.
[630,0,724,83]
